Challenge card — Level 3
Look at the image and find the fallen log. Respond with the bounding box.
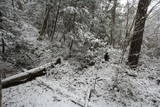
[2,58,61,89]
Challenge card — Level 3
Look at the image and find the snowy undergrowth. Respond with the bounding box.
[1,0,160,106]
[1,9,160,106]
[3,47,160,107]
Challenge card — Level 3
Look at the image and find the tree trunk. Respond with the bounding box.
[50,0,61,41]
[2,58,61,89]
[1,62,50,88]
[72,0,78,26]
[125,0,130,38]
[110,0,117,46]
[0,74,1,107]
[128,0,151,68]
[12,0,14,8]
[38,7,51,40]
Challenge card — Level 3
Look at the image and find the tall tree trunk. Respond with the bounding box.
[12,0,14,8]
[125,0,130,38]
[50,0,61,41]
[0,74,1,107]
[72,0,77,29]
[38,7,51,40]
[128,0,151,68]
[110,0,117,46]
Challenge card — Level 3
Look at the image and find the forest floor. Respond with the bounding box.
[1,3,160,107]
[2,20,160,107]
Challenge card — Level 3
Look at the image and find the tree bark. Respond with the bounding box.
[2,59,61,88]
[12,0,14,8]
[125,0,130,38]
[110,0,117,46]
[38,7,51,40]
[1,63,50,88]
[128,0,151,68]
[50,0,61,41]
[0,74,1,107]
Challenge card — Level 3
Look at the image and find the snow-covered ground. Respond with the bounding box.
[2,36,160,107]
[3,58,160,107]
[2,11,160,107]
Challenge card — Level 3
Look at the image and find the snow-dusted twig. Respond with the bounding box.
[85,87,91,107]
[70,100,84,107]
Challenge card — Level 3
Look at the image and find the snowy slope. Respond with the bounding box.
[2,7,160,107]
